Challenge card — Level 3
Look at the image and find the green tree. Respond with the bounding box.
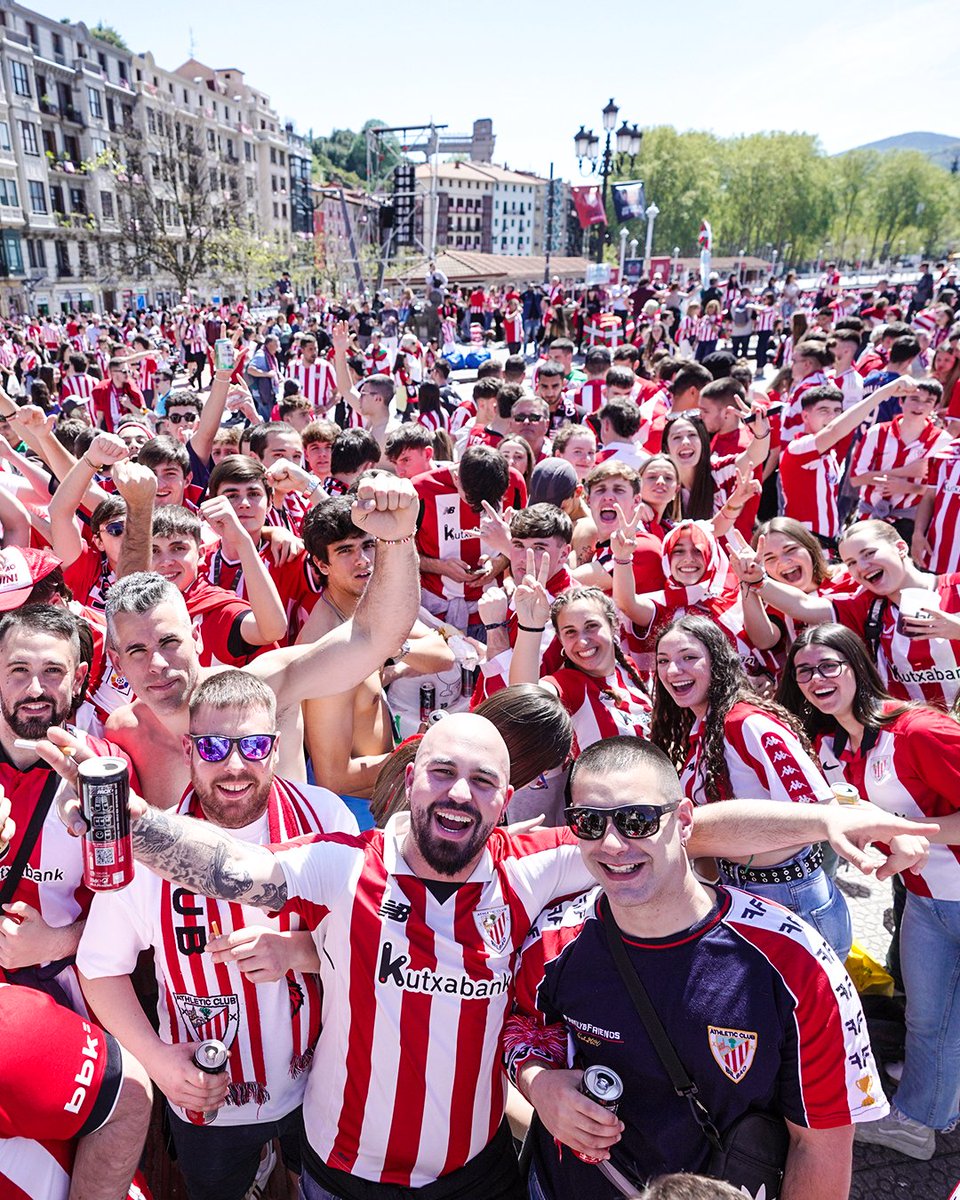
[89,23,128,50]
[866,150,949,259]
[827,149,879,260]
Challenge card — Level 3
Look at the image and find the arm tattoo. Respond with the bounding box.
[132,805,288,911]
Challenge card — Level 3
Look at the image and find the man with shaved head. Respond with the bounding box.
[39,713,935,1200]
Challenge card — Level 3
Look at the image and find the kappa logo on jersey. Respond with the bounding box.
[474,904,511,955]
[707,1026,758,1083]
[175,992,240,1047]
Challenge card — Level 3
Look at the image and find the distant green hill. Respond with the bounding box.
[846,131,960,171]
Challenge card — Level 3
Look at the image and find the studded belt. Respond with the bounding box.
[717,843,824,887]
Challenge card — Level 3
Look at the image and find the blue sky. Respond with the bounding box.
[31,0,959,181]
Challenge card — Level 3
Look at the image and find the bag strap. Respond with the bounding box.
[601,896,724,1152]
[863,596,887,657]
[0,770,62,910]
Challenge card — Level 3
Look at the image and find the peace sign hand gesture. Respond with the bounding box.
[727,528,765,586]
[513,549,552,630]
[611,502,642,562]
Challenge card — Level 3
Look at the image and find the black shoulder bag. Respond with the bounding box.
[602,900,790,1199]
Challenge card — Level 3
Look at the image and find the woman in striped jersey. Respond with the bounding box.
[780,623,960,1161]
[651,613,851,957]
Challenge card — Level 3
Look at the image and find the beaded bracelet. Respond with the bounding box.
[484,620,510,631]
[612,557,634,566]
[376,534,415,545]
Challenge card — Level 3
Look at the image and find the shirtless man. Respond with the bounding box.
[102,475,421,809]
[299,496,453,802]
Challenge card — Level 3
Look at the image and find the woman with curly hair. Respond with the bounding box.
[509,573,651,752]
[650,613,851,956]
[778,623,960,1159]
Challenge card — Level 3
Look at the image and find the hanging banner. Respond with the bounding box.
[612,181,645,222]
[571,185,607,229]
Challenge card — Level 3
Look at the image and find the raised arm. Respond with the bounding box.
[199,495,287,645]
[48,432,128,568]
[331,320,357,408]
[188,367,232,465]
[609,504,657,627]
[508,551,553,688]
[111,459,157,578]
[254,474,421,706]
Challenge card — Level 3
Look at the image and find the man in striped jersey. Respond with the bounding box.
[504,737,890,1200]
[38,715,934,1200]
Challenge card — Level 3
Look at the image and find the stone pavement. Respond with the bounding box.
[838,863,960,1197]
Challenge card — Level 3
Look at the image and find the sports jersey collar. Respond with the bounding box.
[383,812,495,882]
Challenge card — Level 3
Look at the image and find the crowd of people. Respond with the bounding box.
[0,255,958,1200]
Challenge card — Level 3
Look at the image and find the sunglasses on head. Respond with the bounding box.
[102,520,125,538]
[167,411,198,424]
[189,733,277,762]
[564,801,680,840]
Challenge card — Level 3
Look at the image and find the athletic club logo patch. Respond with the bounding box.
[708,1026,758,1083]
[175,992,240,1048]
[474,905,511,955]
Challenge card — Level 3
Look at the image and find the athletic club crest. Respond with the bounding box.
[175,992,240,1047]
[474,905,511,955]
[871,756,891,783]
[707,1026,758,1083]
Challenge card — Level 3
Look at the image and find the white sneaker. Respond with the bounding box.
[244,1141,277,1199]
[855,1108,936,1160]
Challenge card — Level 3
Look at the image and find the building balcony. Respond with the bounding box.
[62,105,85,126]
[38,97,59,117]
[46,155,84,175]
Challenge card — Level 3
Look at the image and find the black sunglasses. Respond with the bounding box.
[513,412,545,423]
[189,733,277,763]
[102,520,125,538]
[564,801,680,841]
[167,411,198,424]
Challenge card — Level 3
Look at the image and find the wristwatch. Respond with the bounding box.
[384,640,411,666]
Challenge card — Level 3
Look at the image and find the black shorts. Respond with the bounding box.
[168,1103,303,1200]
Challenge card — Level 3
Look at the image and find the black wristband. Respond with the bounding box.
[517,622,547,634]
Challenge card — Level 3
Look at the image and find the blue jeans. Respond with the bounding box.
[528,1163,549,1200]
[893,892,960,1130]
[300,1176,340,1200]
[720,859,852,961]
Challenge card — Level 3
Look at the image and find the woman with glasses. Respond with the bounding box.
[509,579,651,753]
[778,623,960,1160]
[651,613,851,957]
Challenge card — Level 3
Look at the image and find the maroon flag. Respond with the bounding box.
[571,185,607,230]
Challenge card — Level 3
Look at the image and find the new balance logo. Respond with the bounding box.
[379,899,411,923]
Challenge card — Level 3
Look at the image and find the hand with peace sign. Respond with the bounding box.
[512,548,552,632]
[479,500,516,559]
[611,502,642,563]
[727,527,765,588]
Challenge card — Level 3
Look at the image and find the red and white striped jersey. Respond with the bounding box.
[60,373,96,401]
[694,314,722,342]
[417,407,450,434]
[276,820,593,1188]
[835,366,864,409]
[288,360,336,409]
[781,371,831,444]
[78,780,356,1127]
[851,417,951,513]
[595,441,650,472]
[681,701,833,807]
[541,664,651,752]
[926,451,960,574]
[363,345,390,376]
[753,303,778,332]
[575,378,605,416]
[449,400,476,435]
[780,434,841,538]
[677,314,698,344]
[183,324,206,354]
[137,357,157,394]
[503,312,523,343]
[831,574,960,709]
[816,704,960,899]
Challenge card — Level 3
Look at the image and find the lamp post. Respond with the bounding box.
[619,228,629,280]
[643,203,659,274]
[671,245,679,280]
[574,99,641,263]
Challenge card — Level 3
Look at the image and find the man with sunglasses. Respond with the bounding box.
[90,358,146,434]
[504,736,894,1200]
[38,711,934,1200]
[77,669,357,1200]
[159,370,240,492]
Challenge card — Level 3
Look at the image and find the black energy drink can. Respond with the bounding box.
[573,1065,623,1163]
[77,757,134,892]
[419,683,436,723]
[185,1039,229,1125]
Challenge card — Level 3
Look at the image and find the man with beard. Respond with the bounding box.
[39,714,935,1200]
[0,603,134,1010]
[102,474,421,809]
[77,670,356,1200]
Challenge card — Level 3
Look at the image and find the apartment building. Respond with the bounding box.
[0,1,308,316]
[415,160,559,257]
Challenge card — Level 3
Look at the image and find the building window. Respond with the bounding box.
[273,202,279,218]
[207,129,216,150]
[281,203,287,218]
[26,238,46,269]
[246,177,254,199]
[88,88,103,119]
[270,147,276,164]
[244,142,252,162]
[0,178,17,207]
[146,108,156,134]
[0,122,10,151]
[2,230,24,275]
[91,136,107,157]
[11,61,31,97]
[69,187,85,213]
[19,122,39,156]
[55,240,70,276]
[279,151,285,166]
[101,190,114,218]
[28,179,45,212]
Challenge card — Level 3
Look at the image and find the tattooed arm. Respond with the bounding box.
[131,805,290,911]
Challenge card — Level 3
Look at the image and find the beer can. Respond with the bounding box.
[419,683,436,723]
[214,338,235,372]
[831,783,860,805]
[572,1065,623,1163]
[185,1039,229,1126]
[78,757,134,892]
